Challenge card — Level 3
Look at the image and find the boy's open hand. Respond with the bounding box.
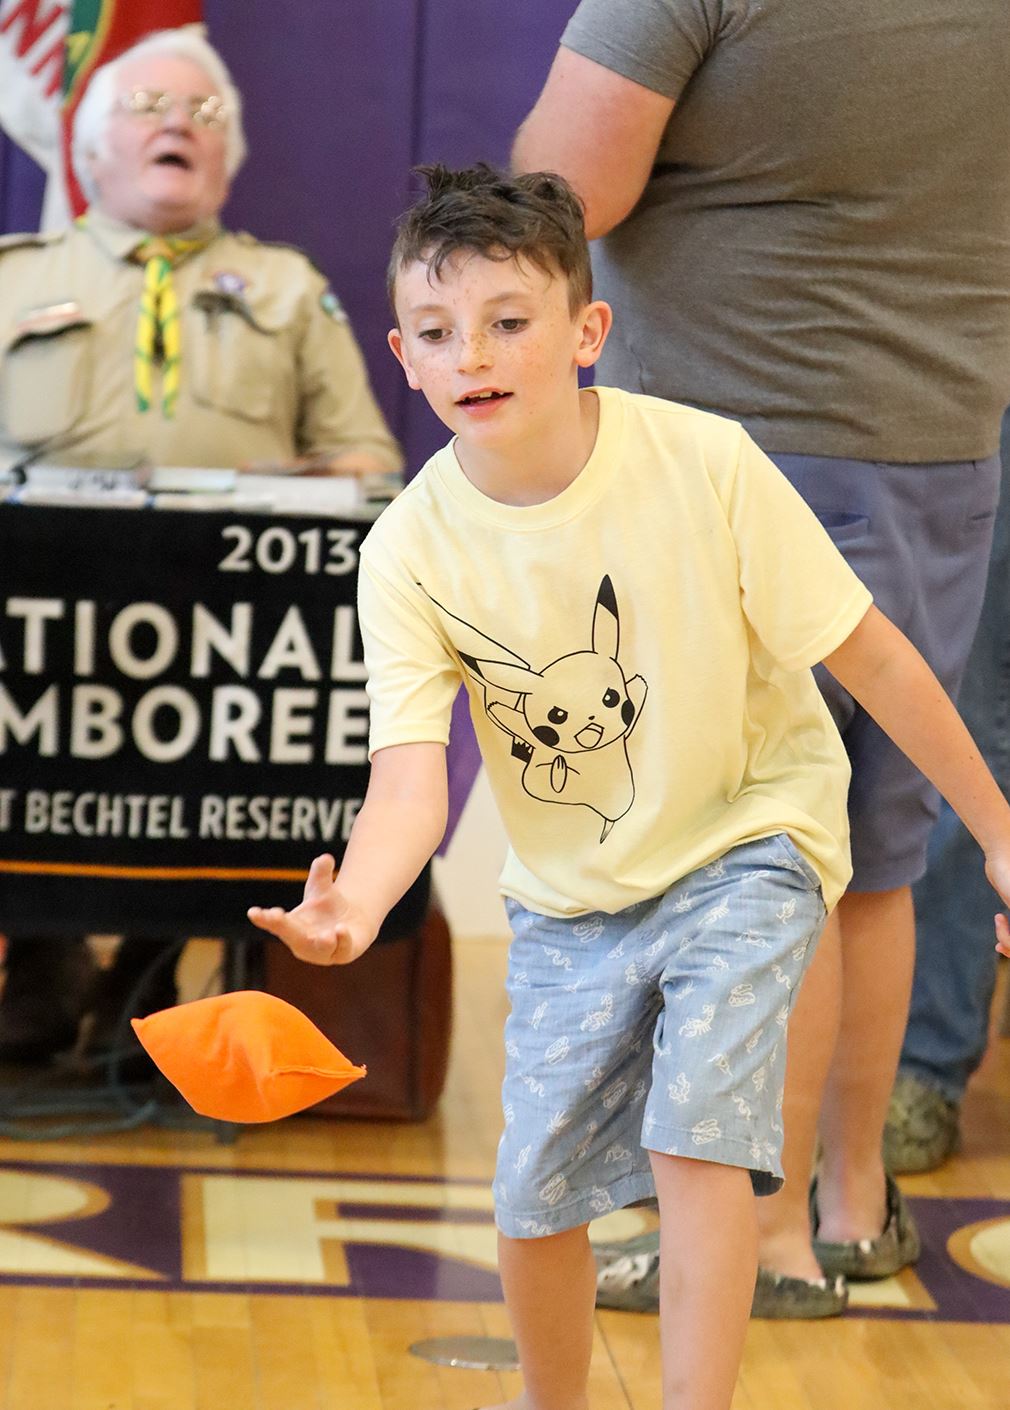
[247,853,376,965]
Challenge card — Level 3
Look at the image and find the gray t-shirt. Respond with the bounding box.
[562,0,1010,461]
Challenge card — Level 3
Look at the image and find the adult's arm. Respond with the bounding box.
[512,47,675,239]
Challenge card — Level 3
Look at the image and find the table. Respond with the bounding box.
[0,494,444,1131]
[0,497,427,937]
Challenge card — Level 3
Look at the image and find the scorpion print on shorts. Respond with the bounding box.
[493,834,827,1237]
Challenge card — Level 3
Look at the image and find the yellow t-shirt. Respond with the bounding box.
[358,387,872,916]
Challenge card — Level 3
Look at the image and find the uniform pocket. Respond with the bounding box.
[0,316,92,446]
[189,290,281,423]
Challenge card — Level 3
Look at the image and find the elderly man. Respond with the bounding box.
[0,27,401,1062]
[0,27,399,478]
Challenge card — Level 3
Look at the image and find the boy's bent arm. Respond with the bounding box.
[822,605,1010,953]
[247,741,448,966]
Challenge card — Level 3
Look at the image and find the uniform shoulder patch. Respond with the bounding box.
[0,229,65,254]
[319,287,347,322]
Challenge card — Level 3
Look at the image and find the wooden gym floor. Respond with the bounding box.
[0,937,1008,1410]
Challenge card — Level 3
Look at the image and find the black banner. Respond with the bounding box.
[0,503,427,937]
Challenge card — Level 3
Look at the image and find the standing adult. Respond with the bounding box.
[0,26,401,1063]
[513,0,1010,1316]
[886,410,1010,1173]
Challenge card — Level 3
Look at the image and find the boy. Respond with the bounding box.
[249,165,1010,1410]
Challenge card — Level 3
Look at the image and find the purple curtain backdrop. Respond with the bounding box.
[0,0,577,843]
[0,131,45,230]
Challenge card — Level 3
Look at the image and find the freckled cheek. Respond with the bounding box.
[522,338,563,382]
[416,363,454,402]
[405,350,438,383]
[423,358,452,387]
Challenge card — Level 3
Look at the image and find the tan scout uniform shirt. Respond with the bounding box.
[0,207,402,475]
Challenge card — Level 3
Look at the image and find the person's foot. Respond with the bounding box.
[753,1220,849,1318]
[883,1072,961,1173]
[593,1230,850,1319]
[756,1225,829,1285]
[751,1266,848,1319]
[0,938,94,1063]
[811,1173,921,1280]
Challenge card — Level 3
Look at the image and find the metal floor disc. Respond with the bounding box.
[407,1336,519,1371]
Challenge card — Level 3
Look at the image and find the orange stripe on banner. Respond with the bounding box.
[0,861,306,882]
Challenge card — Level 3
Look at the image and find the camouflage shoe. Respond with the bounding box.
[811,1173,921,1280]
[591,1229,660,1265]
[883,1073,961,1174]
[594,1234,661,1312]
[593,1232,849,1319]
[751,1266,848,1319]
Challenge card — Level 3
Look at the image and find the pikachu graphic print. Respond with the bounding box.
[424,575,647,842]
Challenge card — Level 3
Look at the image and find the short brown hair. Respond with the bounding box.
[387,163,592,316]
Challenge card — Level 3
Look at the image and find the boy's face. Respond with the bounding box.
[388,249,610,454]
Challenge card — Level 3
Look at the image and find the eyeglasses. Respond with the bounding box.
[117,89,228,129]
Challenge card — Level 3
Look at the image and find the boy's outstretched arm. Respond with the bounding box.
[822,605,1010,956]
[246,741,448,966]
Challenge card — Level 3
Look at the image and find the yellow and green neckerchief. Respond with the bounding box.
[76,214,214,417]
[130,232,210,417]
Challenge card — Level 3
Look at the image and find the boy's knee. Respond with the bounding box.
[648,1149,755,1189]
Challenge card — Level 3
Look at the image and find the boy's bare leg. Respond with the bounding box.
[816,885,915,1239]
[492,1224,597,1410]
[650,1152,756,1410]
[755,909,842,1280]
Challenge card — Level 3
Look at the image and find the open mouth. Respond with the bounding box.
[456,390,511,407]
[154,152,193,170]
[575,722,604,749]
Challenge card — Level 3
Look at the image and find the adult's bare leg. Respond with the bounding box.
[816,885,916,1239]
[755,909,842,1280]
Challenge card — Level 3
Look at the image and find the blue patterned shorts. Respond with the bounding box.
[493,834,827,1237]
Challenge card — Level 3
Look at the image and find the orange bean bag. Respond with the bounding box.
[131,990,366,1123]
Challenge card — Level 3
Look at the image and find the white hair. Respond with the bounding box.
[72,25,247,204]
